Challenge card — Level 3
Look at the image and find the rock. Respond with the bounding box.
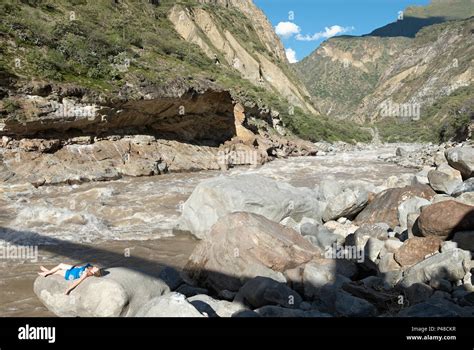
[232,310,261,317]
[322,188,369,222]
[413,167,434,185]
[429,278,453,292]
[452,231,474,252]
[187,294,247,317]
[254,306,331,317]
[334,291,378,317]
[457,192,474,206]
[360,276,391,290]
[317,179,342,201]
[428,164,463,195]
[396,147,407,157]
[452,178,474,197]
[446,147,474,179]
[236,276,302,309]
[432,192,474,206]
[434,151,448,166]
[383,238,404,254]
[342,281,399,310]
[346,223,389,249]
[158,266,184,290]
[407,212,421,238]
[397,197,431,230]
[136,293,205,317]
[175,284,209,297]
[378,253,402,273]
[417,200,474,239]
[299,219,325,237]
[364,237,385,262]
[217,290,236,302]
[354,185,436,229]
[405,283,434,305]
[394,237,442,268]
[304,224,345,251]
[184,212,321,292]
[398,248,471,288]
[441,241,458,252]
[33,267,170,317]
[323,221,359,238]
[383,174,416,189]
[279,217,299,231]
[302,261,337,299]
[397,296,472,317]
[383,270,403,287]
[178,175,323,239]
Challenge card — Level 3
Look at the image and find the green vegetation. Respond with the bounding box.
[2,98,20,114]
[282,109,373,143]
[0,0,374,143]
[376,86,473,143]
[295,36,409,118]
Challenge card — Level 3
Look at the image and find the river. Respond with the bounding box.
[0,144,422,316]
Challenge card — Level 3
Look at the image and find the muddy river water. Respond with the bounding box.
[0,144,422,316]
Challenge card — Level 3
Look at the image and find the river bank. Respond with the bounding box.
[0,144,423,316]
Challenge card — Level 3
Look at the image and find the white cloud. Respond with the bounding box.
[285,48,298,63]
[296,25,354,41]
[275,21,301,39]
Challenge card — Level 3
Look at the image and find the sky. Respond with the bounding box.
[254,0,431,63]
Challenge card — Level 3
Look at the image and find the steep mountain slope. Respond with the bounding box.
[296,0,473,142]
[368,0,473,37]
[296,35,409,119]
[0,0,375,186]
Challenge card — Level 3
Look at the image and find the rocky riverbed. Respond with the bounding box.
[2,143,474,317]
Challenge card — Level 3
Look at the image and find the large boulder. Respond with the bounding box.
[398,296,473,317]
[187,294,247,317]
[452,231,474,252]
[33,267,170,317]
[452,178,474,197]
[322,188,369,222]
[136,293,205,317]
[235,276,302,309]
[398,249,471,288]
[334,291,378,317]
[397,197,431,230]
[446,147,474,179]
[417,200,474,239]
[184,212,322,292]
[178,175,323,239]
[301,261,338,299]
[427,164,463,195]
[394,237,442,268]
[354,185,436,229]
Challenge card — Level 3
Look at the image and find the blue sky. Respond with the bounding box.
[254,0,431,62]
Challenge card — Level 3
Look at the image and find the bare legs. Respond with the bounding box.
[38,263,72,277]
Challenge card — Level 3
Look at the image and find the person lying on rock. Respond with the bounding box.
[38,263,103,295]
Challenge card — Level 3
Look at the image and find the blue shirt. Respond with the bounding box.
[65,264,91,281]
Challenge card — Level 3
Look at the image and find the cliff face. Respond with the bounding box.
[356,18,473,122]
[168,2,316,114]
[197,0,288,62]
[0,0,319,186]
